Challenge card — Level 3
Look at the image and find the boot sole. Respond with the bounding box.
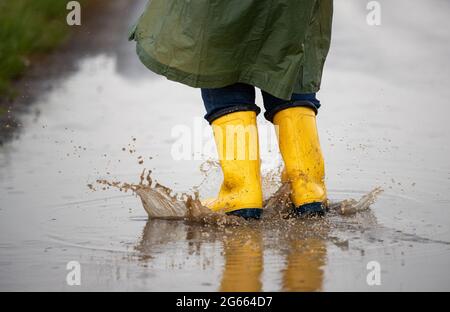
[293,202,326,217]
[226,208,263,220]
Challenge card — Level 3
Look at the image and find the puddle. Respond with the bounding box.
[0,0,450,291]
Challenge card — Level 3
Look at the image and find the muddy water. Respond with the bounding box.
[1,0,450,291]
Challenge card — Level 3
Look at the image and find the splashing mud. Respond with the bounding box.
[95,166,383,225]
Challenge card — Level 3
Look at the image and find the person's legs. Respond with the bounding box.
[262,91,326,217]
[201,83,260,124]
[200,83,263,219]
[262,91,321,122]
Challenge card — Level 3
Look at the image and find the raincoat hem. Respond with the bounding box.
[136,44,315,100]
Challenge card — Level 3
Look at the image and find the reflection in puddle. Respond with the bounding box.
[128,177,449,291]
[282,238,326,292]
[135,218,330,292]
[220,226,263,292]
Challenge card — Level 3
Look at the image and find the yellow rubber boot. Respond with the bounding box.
[203,111,263,219]
[274,107,326,216]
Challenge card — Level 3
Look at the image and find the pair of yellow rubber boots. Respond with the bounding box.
[203,107,326,219]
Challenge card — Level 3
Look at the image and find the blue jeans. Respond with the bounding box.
[201,83,321,123]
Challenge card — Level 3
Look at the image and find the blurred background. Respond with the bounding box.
[0,0,449,291]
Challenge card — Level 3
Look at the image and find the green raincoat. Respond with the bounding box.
[129,0,333,100]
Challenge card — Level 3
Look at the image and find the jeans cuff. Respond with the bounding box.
[205,104,261,124]
[264,100,318,123]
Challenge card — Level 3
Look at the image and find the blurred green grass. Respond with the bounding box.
[0,0,74,101]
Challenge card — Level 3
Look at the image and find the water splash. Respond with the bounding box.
[94,165,383,225]
[328,187,384,216]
